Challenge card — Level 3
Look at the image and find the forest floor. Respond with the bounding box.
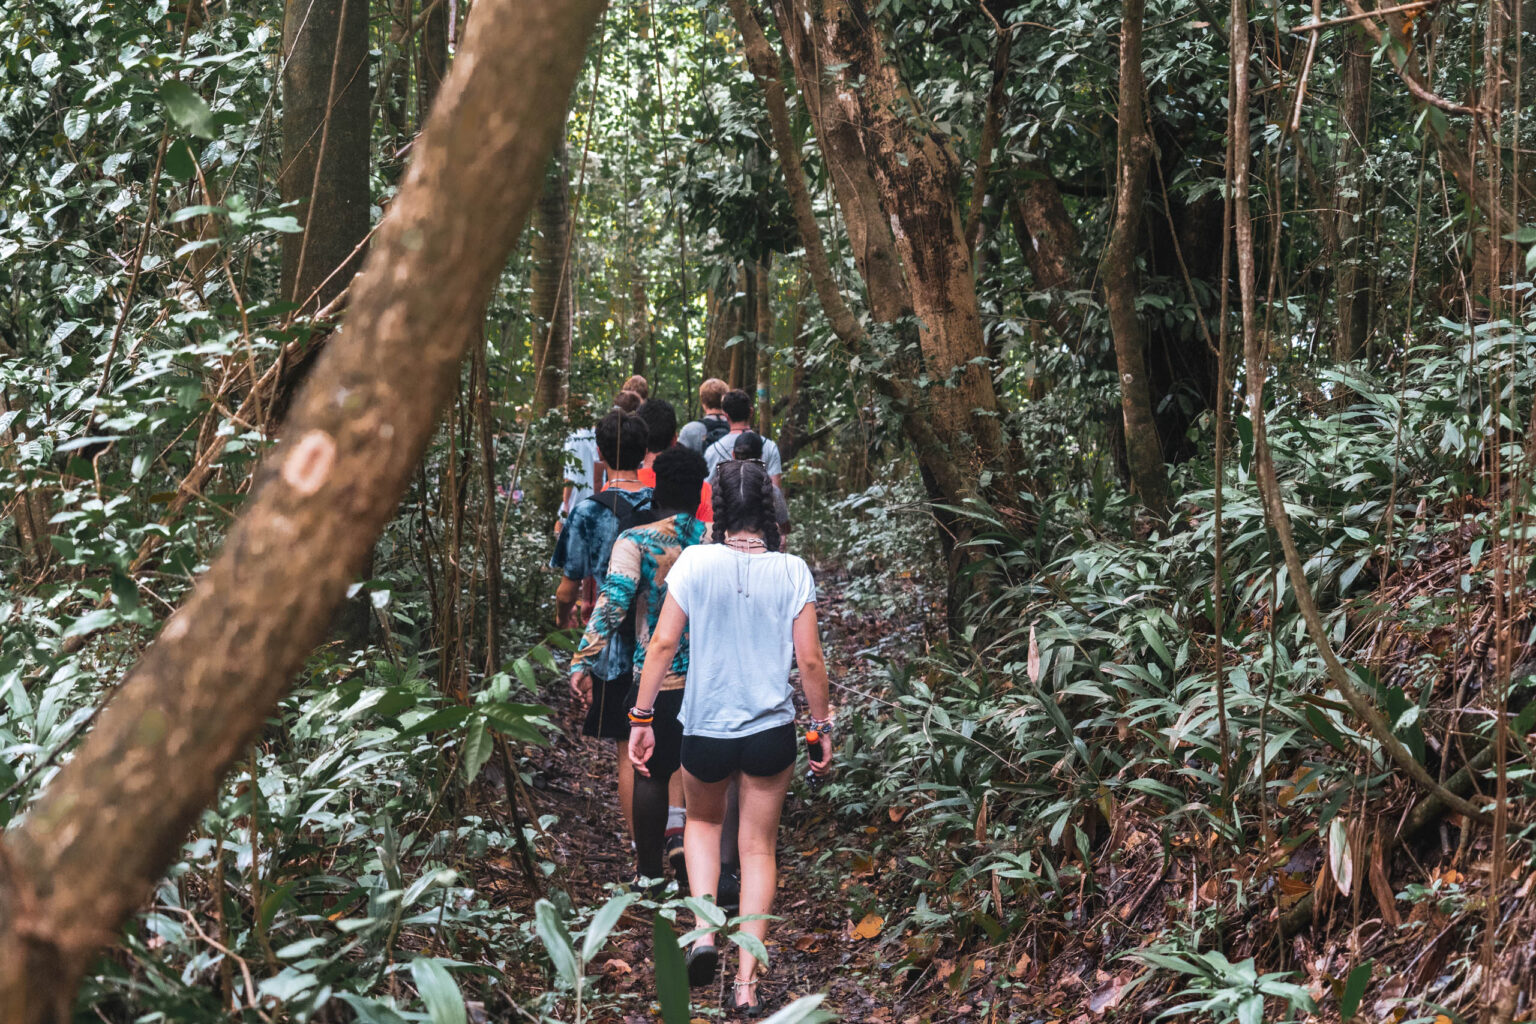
[478,565,943,1023]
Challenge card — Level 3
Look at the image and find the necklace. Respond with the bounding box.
[724,533,766,551]
[724,533,767,596]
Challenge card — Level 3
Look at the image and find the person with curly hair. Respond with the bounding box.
[628,458,833,1016]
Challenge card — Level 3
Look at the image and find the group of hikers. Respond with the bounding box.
[550,375,833,1016]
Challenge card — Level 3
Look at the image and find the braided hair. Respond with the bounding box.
[712,458,780,552]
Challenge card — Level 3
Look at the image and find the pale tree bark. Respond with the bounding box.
[0,2,604,1018]
[1098,0,1168,515]
[277,0,372,419]
[530,139,573,416]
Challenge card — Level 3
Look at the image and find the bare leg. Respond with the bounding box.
[719,777,741,874]
[668,772,685,808]
[733,766,793,996]
[680,768,731,945]
[616,741,635,840]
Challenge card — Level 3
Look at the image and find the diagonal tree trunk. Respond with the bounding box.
[1098,0,1168,515]
[0,1,604,1017]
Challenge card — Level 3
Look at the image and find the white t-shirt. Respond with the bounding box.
[705,430,782,483]
[663,543,816,738]
[562,428,598,513]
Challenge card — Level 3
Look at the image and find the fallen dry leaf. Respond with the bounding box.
[1011,952,1033,978]
[934,958,956,982]
[793,934,821,953]
[1088,976,1127,1015]
[852,912,884,939]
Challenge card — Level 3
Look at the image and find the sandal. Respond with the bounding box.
[732,976,763,1019]
[684,943,718,988]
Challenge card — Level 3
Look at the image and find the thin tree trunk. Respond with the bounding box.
[0,2,603,1017]
[754,255,773,434]
[1335,30,1373,361]
[417,0,449,117]
[629,270,652,378]
[1009,173,1084,345]
[530,139,573,416]
[777,269,811,459]
[964,25,1013,254]
[277,0,372,416]
[1099,0,1168,515]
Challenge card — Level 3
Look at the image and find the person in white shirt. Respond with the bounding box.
[628,458,832,1016]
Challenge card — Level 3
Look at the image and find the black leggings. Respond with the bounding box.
[628,688,684,881]
[681,724,797,784]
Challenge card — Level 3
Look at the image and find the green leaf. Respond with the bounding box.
[1304,705,1349,753]
[160,81,217,139]
[256,215,303,234]
[652,914,690,1024]
[728,929,770,967]
[760,994,834,1024]
[409,958,467,1024]
[534,899,580,989]
[582,892,639,962]
[163,139,198,179]
[62,109,89,141]
[461,715,494,784]
[1340,960,1373,1019]
[1236,993,1264,1024]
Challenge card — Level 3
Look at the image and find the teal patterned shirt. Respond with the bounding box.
[572,514,708,690]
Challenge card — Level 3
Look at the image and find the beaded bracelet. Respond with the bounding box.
[628,706,655,726]
[810,713,834,731]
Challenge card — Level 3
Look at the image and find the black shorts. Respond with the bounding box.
[625,684,684,781]
[681,724,797,784]
[583,672,632,740]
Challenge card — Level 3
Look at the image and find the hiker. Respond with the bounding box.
[560,391,643,533]
[704,388,782,490]
[622,374,650,401]
[732,431,789,536]
[628,458,833,1016]
[677,377,731,454]
[570,446,708,889]
[551,409,654,838]
[638,398,713,523]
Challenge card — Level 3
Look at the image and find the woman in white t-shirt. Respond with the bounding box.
[628,458,833,1017]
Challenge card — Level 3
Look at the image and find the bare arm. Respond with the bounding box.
[793,602,831,720]
[628,593,686,774]
[555,575,580,628]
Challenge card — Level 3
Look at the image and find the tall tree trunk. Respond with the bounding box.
[280,0,371,315]
[1334,31,1373,361]
[0,387,51,572]
[703,267,741,384]
[276,0,372,417]
[763,0,1010,480]
[1009,173,1085,346]
[417,0,449,118]
[0,1,603,1018]
[777,270,811,459]
[530,139,573,416]
[629,270,652,378]
[1098,0,1168,515]
[741,0,1018,626]
[754,255,773,434]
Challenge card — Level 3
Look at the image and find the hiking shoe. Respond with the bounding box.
[666,833,688,888]
[718,869,741,913]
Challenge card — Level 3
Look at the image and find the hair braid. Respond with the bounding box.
[711,459,780,551]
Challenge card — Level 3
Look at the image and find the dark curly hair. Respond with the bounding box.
[712,459,780,551]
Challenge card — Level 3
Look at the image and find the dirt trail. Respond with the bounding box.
[499,568,921,1023]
